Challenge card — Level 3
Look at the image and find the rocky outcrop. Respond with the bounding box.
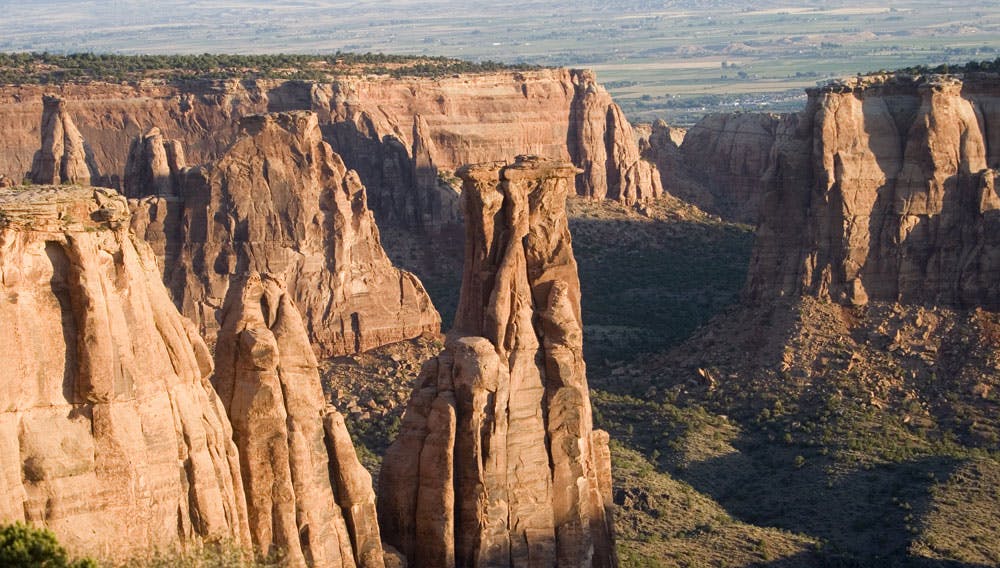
[0,81,272,187]
[378,156,616,567]
[0,71,662,230]
[123,127,186,198]
[638,120,716,211]
[27,95,98,185]
[643,114,778,223]
[568,69,662,205]
[128,111,440,356]
[214,272,383,568]
[748,73,1000,309]
[0,185,249,557]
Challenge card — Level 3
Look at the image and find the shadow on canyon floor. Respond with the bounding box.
[380,196,755,366]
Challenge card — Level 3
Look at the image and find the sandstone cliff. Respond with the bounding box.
[27,95,98,185]
[748,73,1000,309]
[329,69,661,227]
[378,156,616,567]
[568,70,662,205]
[0,71,660,230]
[214,272,383,568]
[0,81,269,185]
[127,111,440,356]
[0,185,249,558]
[123,126,186,198]
[643,114,778,224]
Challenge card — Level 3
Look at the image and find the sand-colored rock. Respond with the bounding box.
[748,73,1000,309]
[0,185,249,558]
[568,70,663,205]
[1,72,659,231]
[123,127,186,198]
[214,272,383,568]
[27,95,98,185]
[638,114,776,223]
[646,113,779,223]
[128,111,440,355]
[379,156,616,567]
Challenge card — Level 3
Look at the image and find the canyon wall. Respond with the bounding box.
[378,156,616,568]
[127,111,440,356]
[0,185,250,558]
[0,70,660,230]
[747,73,1000,309]
[642,114,778,224]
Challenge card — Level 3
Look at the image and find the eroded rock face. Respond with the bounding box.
[128,111,440,355]
[647,113,779,223]
[123,127,186,198]
[214,272,383,568]
[568,69,662,205]
[2,73,659,230]
[379,156,616,568]
[0,185,249,558]
[748,73,1000,309]
[28,95,98,185]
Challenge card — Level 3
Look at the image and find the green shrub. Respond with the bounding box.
[0,522,96,568]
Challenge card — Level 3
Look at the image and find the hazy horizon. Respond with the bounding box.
[3,0,998,123]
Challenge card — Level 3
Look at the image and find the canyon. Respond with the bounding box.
[3,59,1000,567]
[0,68,630,566]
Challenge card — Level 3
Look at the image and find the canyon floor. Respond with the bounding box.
[327,196,1000,567]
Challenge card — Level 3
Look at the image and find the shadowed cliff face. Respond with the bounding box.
[0,70,660,230]
[378,156,616,568]
[27,95,99,186]
[643,113,779,224]
[567,70,663,206]
[127,111,440,357]
[213,272,384,568]
[748,73,1000,310]
[0,185,250,558]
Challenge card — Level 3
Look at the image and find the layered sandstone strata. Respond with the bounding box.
[567,69,662,205]
[747,73,1000,309]
[329,69,661,226]
[378,156,616,567]
[27,95,98,185]
[0,185,249,557]
[646,113,779,223]
[127,111,440,355]
[0,70,660,230]
[214,272,383,568]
